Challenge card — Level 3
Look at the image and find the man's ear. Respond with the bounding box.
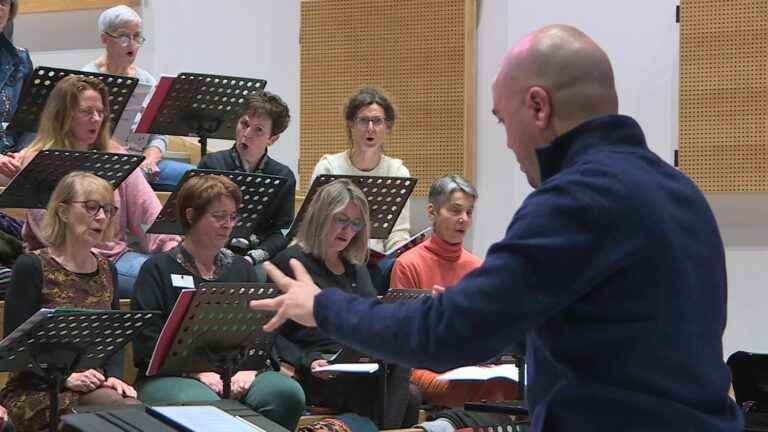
[527,86,552,129]
[267,134,281,146]
[99,33,109,46]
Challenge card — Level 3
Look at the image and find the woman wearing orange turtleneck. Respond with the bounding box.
[390,175,519,408]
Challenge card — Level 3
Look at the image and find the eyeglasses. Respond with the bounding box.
[104,31,147,47]
[76,107,105,119]
[70,200,118,218]
[333,215,364,233]
[208,211,240,225]
[353,116,387,129]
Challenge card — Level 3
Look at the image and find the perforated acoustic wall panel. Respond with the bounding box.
[679,0,768,192]
[300,0,476,196]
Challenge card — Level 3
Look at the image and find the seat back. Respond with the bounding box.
[728,351,768,409]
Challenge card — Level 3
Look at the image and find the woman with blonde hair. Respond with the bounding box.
[1,172,140,431]
[271,179,419,429]
[19,75,179,298]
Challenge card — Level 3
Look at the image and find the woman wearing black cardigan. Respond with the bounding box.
[271,179,419,429]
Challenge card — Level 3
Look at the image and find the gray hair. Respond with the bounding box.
[98,5,142,34]
[428,175,478,209]
[295,179,370,265]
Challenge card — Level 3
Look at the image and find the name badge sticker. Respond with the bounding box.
[170,274,195,289]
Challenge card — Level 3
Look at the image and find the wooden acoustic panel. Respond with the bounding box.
[300,0,476,196]
[19,0,139,14]
[678,0,768,192]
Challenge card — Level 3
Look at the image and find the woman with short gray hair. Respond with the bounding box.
[82,4,193,191]
[392,174,519,407]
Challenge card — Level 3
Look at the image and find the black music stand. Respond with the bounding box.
[147,283,279,399]
[0,149,143,209]
[0,308,159,432]
[135,72,267,157]
[145,169,289,237]
[7,66,138,135]
[288,174,417,240]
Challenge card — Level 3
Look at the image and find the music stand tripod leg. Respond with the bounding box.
[29,348,77,432]
[376,363,389,428]
[198,135,207,159]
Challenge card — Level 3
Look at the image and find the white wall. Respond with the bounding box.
[16,0,766,357]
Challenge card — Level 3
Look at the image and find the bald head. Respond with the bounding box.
[499,25,618,130]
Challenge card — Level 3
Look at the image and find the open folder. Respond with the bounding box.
[148,406,267,432]
[369,226,432,261]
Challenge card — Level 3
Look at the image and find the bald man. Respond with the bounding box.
[252,25,743,431]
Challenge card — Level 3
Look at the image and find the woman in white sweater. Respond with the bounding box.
[311,87,411,253]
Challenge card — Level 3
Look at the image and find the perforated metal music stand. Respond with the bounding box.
[0,149,143,209]
[288,174,417,240]
[0,308,159,432]
[145,169,288,237]
[136,72,267,157]
[148,283,279,399]
[7,66,139,135]
[381,288,430,303]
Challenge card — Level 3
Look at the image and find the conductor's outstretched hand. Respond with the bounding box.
[249,259,321,331]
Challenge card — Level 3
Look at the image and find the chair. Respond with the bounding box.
[727,351,768,432]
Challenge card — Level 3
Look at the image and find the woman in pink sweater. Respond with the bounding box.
[20,75,179,298]
[390,175,519,408]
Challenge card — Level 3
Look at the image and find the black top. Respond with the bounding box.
[270,244,375,376]
[130,245,259,374]
[198,146,296,258]
[5,252,122,378]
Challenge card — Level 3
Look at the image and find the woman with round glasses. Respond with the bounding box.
[271,179,419,429]
[20,75,180,298]
[82,4,193,191]
[310,87,412,254]
[0,0,34,180]
[2,172,140,431]
[131,175,305,431]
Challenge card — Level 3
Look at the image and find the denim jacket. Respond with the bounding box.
[0,34,33,154]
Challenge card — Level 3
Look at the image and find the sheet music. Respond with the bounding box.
[112,81,152,149]
[149,406,266,432]
[314,363,380,374]
[436,364,519,382]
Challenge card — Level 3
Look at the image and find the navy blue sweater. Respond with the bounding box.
[313,115,743,431]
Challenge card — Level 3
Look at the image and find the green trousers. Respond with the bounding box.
[137,371,305,431]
